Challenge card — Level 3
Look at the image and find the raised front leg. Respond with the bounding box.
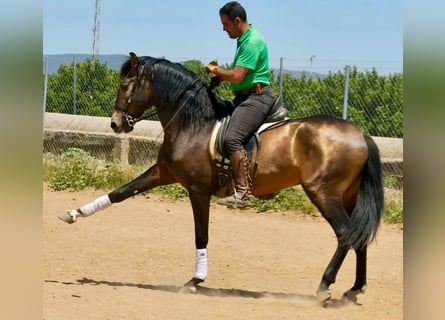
[108,163,174,202]
[58,163,174,224]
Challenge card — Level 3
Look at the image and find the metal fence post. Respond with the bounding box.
[342,65,350,119]
[279,57,283,99]
[43,55,49,127]
[73,55,77,115]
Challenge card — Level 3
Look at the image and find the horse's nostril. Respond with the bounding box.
[111,122,117,129]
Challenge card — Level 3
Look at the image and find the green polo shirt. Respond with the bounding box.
[230,24,271,92]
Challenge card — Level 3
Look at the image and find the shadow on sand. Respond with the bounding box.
[45,277,358,308]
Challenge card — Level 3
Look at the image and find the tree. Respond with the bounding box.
[182,59,234,102]
[46,58,120,117]
[275,66,403,138]
[45,58,403,138]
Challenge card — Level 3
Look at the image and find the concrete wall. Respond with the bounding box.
[44,113,163,165]
[43,113,403,175]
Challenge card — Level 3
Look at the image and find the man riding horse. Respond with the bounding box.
[207,1,276,208]
[57,2,384,304]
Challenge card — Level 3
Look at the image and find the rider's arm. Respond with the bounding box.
[213,65,249,85]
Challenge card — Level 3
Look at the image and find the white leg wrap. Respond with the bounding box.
[194,248,208,280]
[79,195,112,216]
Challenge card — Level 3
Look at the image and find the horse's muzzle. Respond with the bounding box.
[110,120,122,133]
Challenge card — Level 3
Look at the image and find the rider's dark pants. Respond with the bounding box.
[224,86,275,156]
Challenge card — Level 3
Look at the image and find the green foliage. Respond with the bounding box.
[93,162,136,190]
[382,182,403,224]
[182,59,207,77]
[207,64,402,138]
[43,148,136,191]
[346,68,403,137]
[150,184,189,199]
[43,150,402,223]
[271,66,403,138]
[383,199,403,224]
[384,175,403,189]
[45,58,402,138]
[251,187,318,214]
[44,148,99,191]
[182,59,234,102]
[46,58,119,116]
[252,185,403,225]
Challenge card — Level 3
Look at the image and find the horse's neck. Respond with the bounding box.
[156,105,181,130]
[151,70,218,134]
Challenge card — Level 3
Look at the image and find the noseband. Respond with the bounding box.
[114,102,145,128]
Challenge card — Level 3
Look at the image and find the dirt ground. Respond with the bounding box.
[43,184,403,320]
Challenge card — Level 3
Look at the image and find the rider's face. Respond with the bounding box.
[220,14,242,39]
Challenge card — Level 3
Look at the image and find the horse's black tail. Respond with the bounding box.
[341,135,384,250]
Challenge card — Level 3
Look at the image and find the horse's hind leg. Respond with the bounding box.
[310,195,368,304]
[303,191,351,302]
[343,246,367,302]
[317,241,349,300]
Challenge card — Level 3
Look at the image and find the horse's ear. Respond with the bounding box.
[129,52,138,71]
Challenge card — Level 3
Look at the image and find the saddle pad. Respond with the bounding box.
[208,118,286,162]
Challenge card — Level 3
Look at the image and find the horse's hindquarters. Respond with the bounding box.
[250,117,368,198]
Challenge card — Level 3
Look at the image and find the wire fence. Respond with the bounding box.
[43,55,403,177]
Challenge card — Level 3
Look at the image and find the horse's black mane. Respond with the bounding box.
[120,56,232,128]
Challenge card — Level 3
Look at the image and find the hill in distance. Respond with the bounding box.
[43,54,327,79]
[43,54,129,74]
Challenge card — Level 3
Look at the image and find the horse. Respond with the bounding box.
[59,52,384,305]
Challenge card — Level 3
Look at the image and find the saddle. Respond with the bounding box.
[209,97,289,195]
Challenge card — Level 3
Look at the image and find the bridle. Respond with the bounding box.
[114,61,205,129]
[114,63,157,128]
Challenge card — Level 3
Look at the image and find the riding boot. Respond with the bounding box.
[217,149,252,208]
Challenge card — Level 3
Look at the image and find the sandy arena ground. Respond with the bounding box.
[43,184,403,320]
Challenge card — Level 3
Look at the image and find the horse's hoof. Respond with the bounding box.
[58,210,79,224]
[179,277,204,294]
[342,290,361,304]
[178,285,197,294]
[316,289,332,306]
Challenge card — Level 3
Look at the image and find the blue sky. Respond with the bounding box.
[43,0,403,71]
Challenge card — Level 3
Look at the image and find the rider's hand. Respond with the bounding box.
[210,75,221,88]
[206,60,218,74]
